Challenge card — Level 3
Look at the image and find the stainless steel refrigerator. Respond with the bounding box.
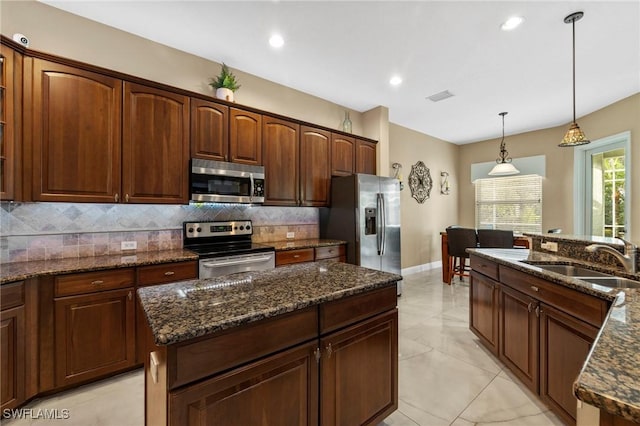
[320,174,402,294]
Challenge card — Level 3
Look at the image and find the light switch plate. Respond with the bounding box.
[121,241,137,250]
[286,232,295,239]
[541,241,558,252]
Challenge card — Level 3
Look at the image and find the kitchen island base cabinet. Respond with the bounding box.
[169,341,319,426]
[1,282,26,410]
[469,271,499,355]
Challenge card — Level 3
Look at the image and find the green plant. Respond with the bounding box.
[209,63,241,92]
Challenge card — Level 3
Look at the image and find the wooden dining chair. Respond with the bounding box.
[446,227,477,284]
[477,229,514,248]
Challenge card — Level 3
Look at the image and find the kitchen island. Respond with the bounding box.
[137,261,402,426]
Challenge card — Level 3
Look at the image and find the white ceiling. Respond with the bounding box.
[42,1,640,145]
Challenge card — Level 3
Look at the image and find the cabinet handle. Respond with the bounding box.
[293,255,300,258]
[531,286,539,292]
[527,302,533,313]
[535,305,540,317]
[164,271,175,276]
[150,352,159,384]
[125,193,130,203]
[91,280,104,285]
[115,193,119,203]
[326,343,333,358]
[128,291,133,301]
[314,347,321,363]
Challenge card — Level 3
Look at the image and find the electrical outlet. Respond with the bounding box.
[121,241,137,251]
[286,232,295,239]
[541,241,558,252]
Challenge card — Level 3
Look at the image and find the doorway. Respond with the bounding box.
[574,132,631,238]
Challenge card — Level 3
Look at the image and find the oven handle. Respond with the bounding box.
[201,255,273,268]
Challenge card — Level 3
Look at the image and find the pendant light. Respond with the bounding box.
[489,112,520,176]
[559,11,590,147]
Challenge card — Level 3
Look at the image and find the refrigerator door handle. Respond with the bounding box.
[380,193,386,255]
[376,193,383,255]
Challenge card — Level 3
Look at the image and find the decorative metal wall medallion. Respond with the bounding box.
[408,161,432,204]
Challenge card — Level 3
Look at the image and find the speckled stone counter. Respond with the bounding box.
[137,261,401,346]
[267,239,346,251]
[468,248,640,423]
[0,249,198,284]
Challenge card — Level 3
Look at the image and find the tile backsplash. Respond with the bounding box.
[0,202,319,263]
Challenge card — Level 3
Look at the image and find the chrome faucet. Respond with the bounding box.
[585,239,637,274]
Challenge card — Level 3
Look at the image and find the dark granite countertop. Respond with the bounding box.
[137,261,401,346]
[468,248,640,422]
[267,239,346,251]
[0,249,199,284]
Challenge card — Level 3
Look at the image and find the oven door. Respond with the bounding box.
[199,252,275,278]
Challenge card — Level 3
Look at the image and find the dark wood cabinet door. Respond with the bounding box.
[263,116,300,206]
[230,107,262,165]
[54,287,135,387]
[331,134,355,176]
[31,59,122,203]
[300,126,331,207]
[469,271,499,355]
[0,305,25,410]
[540,303,598,425]
[356,139,377,175]
[499,285,539,393]
[190,98,228,161]
[0,44,20,201]
[169,341,319,426]
[320,309,398,426]
[123,82,189,204]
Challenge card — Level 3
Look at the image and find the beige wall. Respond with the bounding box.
[389,124,459,269]
[459,93,640,243]
[1,1,365,136]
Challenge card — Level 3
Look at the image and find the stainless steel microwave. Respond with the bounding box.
[190,159,265,204]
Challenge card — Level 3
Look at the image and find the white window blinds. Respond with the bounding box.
[475,175,542,233]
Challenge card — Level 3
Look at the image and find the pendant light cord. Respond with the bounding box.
[572,18,576,124]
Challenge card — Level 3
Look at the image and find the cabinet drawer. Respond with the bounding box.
[55,268,135,297]
[315,245,346,260]
[170,306,318,389]
[470,255,499,281]
[499,266,609,327]
[275,248,314,266]
[320,285,397,334]
[137,261,198,287]
[1,281,24,311]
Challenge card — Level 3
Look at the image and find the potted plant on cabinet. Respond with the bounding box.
[210,63,241,102]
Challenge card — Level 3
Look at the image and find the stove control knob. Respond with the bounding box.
[239,226,245,230]
[187,227,194,233]
[196,227,202,233]
[246,225,251,230]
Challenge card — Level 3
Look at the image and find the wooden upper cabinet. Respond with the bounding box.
[331,134,355,176]
[123,82,189,204]
[356,138,377,175]
[263,116,299,206]
[300,126,331,207]
[30,59,122,203]
[230,108,262,165]
[190,98,228,161]
[0,44,21,201]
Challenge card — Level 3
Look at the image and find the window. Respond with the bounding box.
[475,175,542,233]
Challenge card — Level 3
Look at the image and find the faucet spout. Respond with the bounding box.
[585,240,637,274]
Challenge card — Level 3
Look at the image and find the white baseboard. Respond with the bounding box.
[401,261,441,276]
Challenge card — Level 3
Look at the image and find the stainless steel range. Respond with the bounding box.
[183,220,275,278]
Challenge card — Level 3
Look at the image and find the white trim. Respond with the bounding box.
[402,261,441,275]
[573,131,632,236]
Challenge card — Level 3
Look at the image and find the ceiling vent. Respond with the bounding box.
[426,90,454,102]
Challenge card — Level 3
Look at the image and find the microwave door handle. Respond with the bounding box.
[201,255,273,268]
[249,173,255,203]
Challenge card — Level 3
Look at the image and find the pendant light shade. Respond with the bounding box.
[489,112,520,176]
[559,11,590,147]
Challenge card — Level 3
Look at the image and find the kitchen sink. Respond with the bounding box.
[579,277,640,289]
[531,264,612,277]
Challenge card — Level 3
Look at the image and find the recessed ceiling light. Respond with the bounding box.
[269,34,284,48]
[389,76,402,86]
[501,16,524,31]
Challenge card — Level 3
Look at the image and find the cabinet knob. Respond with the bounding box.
[293,255,300,258]
[164,271,175,276]
[128,291,133,301]
[531,286,539,292]
[115,193,119,203]
[314,347,321,363]
[91,280,104,285]
[125,194,130,203]
[326,343,333,358]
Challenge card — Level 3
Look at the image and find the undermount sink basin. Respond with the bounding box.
[580,277,640,289]
[532,264,612,278]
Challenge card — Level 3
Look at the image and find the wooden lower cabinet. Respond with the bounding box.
[540,303,599,425]
[320,310,398,426]
[169,341,319,426]
[54,287,136,387]
[499,284,539,393]
[1,281,26,410]
[469,271,499,355]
